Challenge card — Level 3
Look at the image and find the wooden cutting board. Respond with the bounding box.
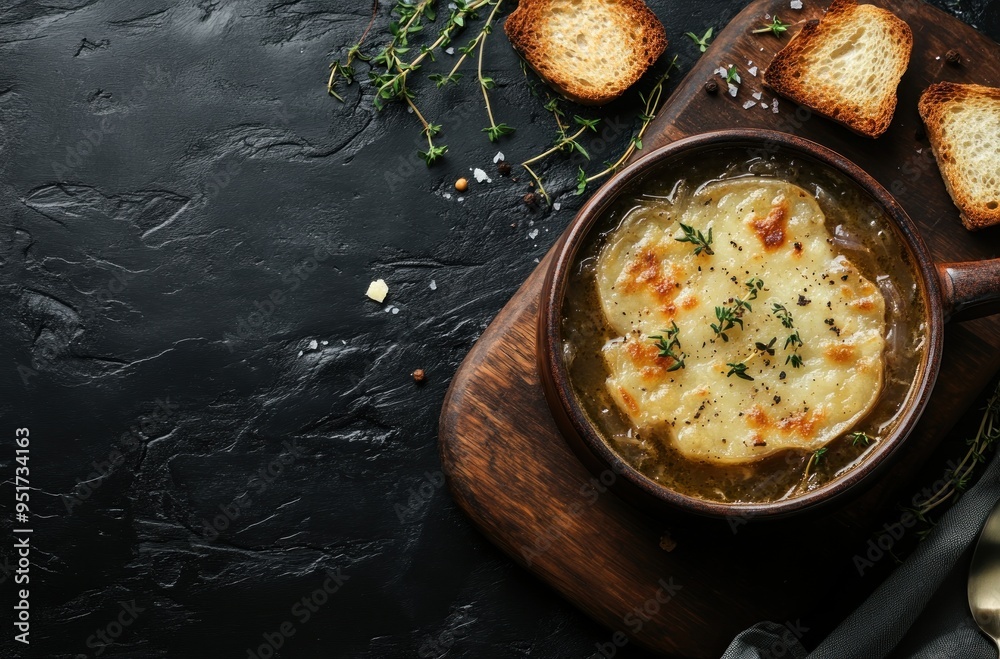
[439,1,1000,656]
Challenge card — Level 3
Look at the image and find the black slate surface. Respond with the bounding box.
[0,1,998,657]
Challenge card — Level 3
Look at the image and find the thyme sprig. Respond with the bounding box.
[521,115,600,205]
[753,16,791,36]
[327,1,379,101]
[675,222,714,256]
[685,28,714,52]
[798,446,829,490]
[712,279,762,342]
[328,0,510,165]
[576,56,679,196]
[755,337,777,356]
[849,431,874,447]
[771,303,804,368]
[650,321,686,372]
[915,385,1000,522]
[456,0,514,142]
[726,362,754,381]
[712,305,743,342]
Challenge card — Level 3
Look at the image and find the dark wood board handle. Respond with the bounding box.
[939,259,1000,321]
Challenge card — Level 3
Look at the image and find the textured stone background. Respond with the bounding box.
[0,0,998,657]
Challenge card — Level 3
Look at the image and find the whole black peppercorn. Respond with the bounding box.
[704,79,719,95]
[497,160,512,176]
[945,49,962,65]
[523,192,538,206]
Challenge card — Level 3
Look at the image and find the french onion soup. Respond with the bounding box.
[562,150,926,504]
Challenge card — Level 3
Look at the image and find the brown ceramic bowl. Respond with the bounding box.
[538,129,1000,522]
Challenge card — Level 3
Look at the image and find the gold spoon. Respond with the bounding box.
[970,499,1000,654]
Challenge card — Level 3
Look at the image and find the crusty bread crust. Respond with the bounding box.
[504,0,666,106]
[764,0,912,138]
[919,82,1000,230]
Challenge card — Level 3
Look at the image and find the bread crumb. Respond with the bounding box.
[366,279,388,303]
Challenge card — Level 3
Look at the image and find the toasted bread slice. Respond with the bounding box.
[764,0,912,138]
[919,82,1000,230]
[504,0,666,106]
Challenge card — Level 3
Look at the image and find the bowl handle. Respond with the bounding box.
[937,260,1000,322]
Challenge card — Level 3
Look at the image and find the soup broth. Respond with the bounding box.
[562,147,928,503]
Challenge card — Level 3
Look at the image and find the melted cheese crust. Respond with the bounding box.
[596,178,886,463]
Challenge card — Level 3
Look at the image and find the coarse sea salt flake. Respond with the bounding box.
[553,202,561,210]
[762,102,769,109]
[445,47,455,55]
[528,228,539,239]
[493,152,504,163]
[749,66,758,76]
[772,100,780,113]
[308,339,318,350]
[472,168,491,183]
[366,279,388,303]
[430,280,437,290]
[791,0,803,8]
[728,84,738,97]
[743,100,757,109]
[391,307,399,315]
[752,91,762,100]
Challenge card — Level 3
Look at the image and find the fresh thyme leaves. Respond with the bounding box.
[755,337,777,356]
[726,362,754,381]
[650,321,686,371]
[771,303,805,368]
[712,280,756,342]
[784,331,802,350]
[771,303,794,328]
[472,2,513,142]
[725,65,741,85]
[327,1,378,101]
[753,16,791,36]
[328,0,511,165]
[797,446,829,490]
[521,114,600,205]
[575,56,679,197]
[685,28,714,52]
[904,383,1000,539]
[849,431,873,447]
[712,305,742,342]
[675,222,715,255]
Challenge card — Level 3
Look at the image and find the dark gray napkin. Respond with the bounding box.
[722,450,1000,659]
